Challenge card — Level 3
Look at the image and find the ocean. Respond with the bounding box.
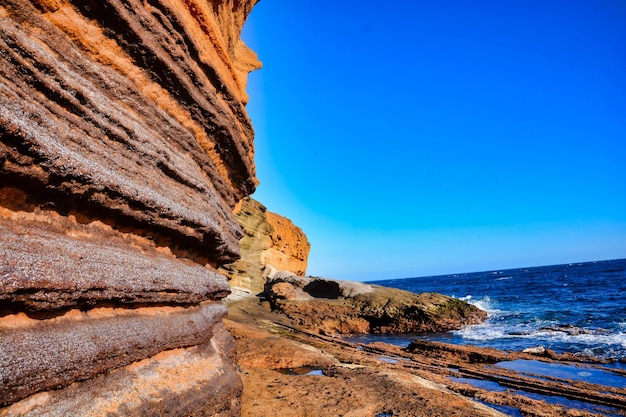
[355,258,626,362]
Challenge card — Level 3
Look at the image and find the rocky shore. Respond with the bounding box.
[219,196,626,417]
[225,293,626,417]
[3,1,624,415]
[264,271,486,336]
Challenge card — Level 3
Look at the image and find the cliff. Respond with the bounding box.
[220,197,310,294]
[219,198,482,336]
[0,0,260,414]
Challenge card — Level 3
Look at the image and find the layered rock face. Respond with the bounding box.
[220,197,310,294]
[264,272,487,336]
[0,0,260,414]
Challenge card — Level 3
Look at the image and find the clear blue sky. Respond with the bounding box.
[241,0,626,281]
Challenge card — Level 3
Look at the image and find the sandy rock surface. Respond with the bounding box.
[225,296,626,417]
[226,297,506,417]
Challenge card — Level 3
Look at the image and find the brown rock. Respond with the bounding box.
[0,0,260,412]
[264,273,487,336]
[224,298,509,417]
[0,302,227,406]
[226,319,337,370]
[1,323,242,417]
[0,211,230,313]
[0,0,260,264]
[220,198,310,293]
[267,282,300,303]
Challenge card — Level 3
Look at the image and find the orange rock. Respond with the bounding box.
[0,0,261,263]
[0,0,260,413]
[221,198,311,293]
[264,211,311,276]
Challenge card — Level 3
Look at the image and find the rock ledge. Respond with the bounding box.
[263,271,487,336]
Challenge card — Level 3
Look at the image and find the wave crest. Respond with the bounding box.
[458,295,502,317]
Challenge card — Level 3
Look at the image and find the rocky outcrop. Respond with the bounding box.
[263,272,487,336]
[220,200,482,336]
[264,211,310,275]
[226,297,626,417]
[220,197,310,294]
[1,0,259,413]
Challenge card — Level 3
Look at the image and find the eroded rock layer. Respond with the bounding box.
[0,0,260,264]
[1,302,226,406]
[0,0,259,413]
[220,197,310,294]
[0,209,230,313]
[1,324,241,417]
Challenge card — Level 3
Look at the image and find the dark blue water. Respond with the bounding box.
[365,259,626,360]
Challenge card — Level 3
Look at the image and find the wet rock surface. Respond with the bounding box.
[263,272,487,336]
[226,296,626,417]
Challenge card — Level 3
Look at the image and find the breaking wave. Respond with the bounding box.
[371,259,626,360]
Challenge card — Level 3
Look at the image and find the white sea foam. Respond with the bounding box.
[458,295,502,317]
[387,259,626,360]
[454,319,626,357]
[453,324,507,341]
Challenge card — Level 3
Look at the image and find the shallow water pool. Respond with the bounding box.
[494,359,626,388]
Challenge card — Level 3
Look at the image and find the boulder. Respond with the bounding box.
[522,346,547,355]
[263,272,487,336]
[267,282,301,303]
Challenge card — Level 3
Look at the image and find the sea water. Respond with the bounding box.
[359,258,626,361]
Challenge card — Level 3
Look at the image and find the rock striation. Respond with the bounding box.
[0,0,260,414]
[220,197,310,294]
[263,271,487,336]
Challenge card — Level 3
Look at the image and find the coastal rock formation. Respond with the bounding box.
[1,0,259,413]
[263,272,487,336]
[220,197,310,293]
[221,202,481,336]
[264,210,310,275]
[225,297,626,417]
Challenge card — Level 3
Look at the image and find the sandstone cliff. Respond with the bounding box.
[220,197,310,294]
[0,0,260,414]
